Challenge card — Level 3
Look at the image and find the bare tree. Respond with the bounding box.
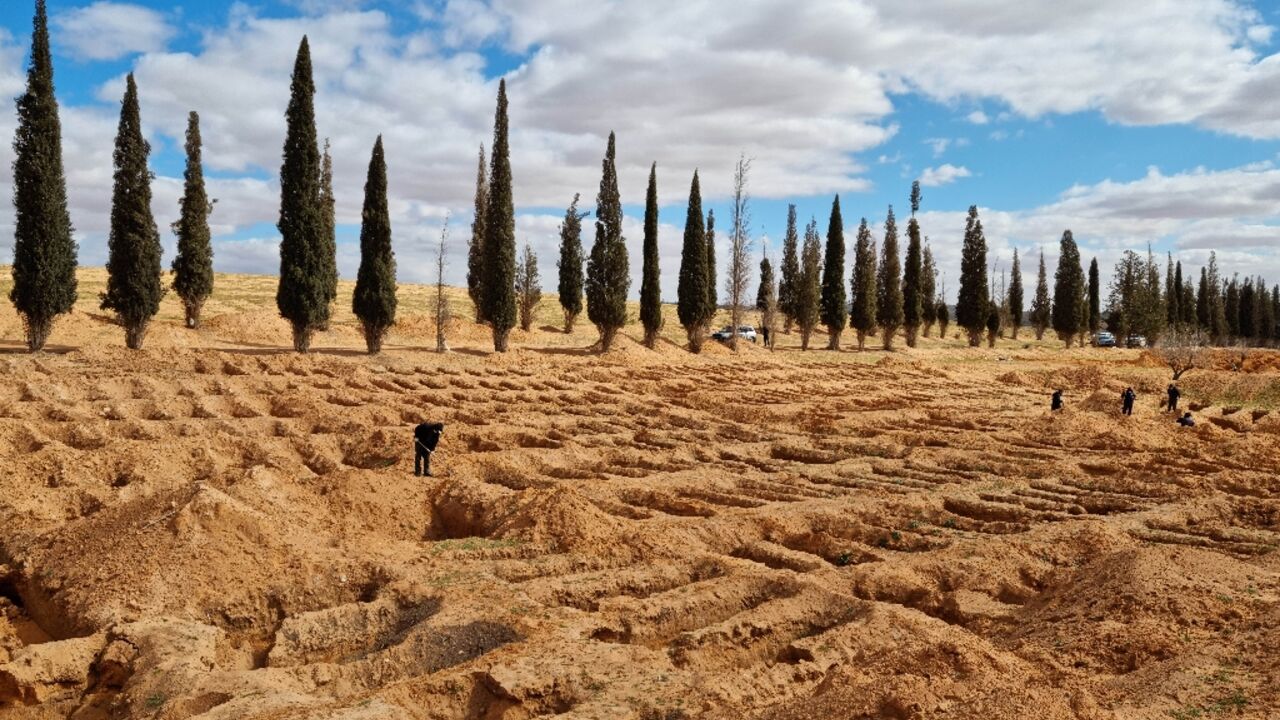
[434,215,452,353]
[1155,327,1207,380]
[726,154,754,351]
[516,242,542,332]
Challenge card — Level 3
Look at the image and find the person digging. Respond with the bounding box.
[414,422,444,477]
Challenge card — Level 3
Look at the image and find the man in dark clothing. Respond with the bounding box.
[1167,384,1180,412]
[414,422,444,477]
[761,326,771,349]
[1121,387,1136,416]
[1177,412,1195,427]
[1051,389,1064,411]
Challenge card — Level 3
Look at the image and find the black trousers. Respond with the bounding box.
[1123,402,1134,416]
[1168,396,1178,411]
[415,447,432,476]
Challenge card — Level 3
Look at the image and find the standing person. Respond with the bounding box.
[761,325,771,349]
[1121,387,1136,416]
[1051,389,1064,411]
[1167,384,1181,412]
[414,422,444,477]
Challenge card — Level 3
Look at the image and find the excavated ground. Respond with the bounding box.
[1,271,1278,719]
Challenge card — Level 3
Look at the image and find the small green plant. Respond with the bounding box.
[835,550,854,566]
[145,693,166,710]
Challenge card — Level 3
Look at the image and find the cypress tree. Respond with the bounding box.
[986,303,1001,348]
[1172,260,1185,329]
[319,138,337,321]
[1051,230,1084,347]
[515,242,542,332]
[1088,257,1101,334]
[1207,253,1228,341]
[876,206,904,350]
[956,206,988,346]
[100,74,163,350]
[1181,274,1196,328]
[1225,275,1241,339]
[1165,253,1178,328]
[677,171,709,351]
[756,256,774,310]
[1008,249,1024,339]
[639,162,662,348]
[849,218,877,349]
[482,79,517,351]
[170,111,213,330]
[778,204,799,333]
[276,37,328,352]
[10,0,77,352]
[1240,277,1256,342]
[796,218,823,350]
[705,209,717,319]
[936,294,950,339]
[584,131,629,351]
[902,210,924,347]
[556,193,585,333]
[1030,250,1051,340]
[351,135,396,354]
[1196,267,1210,331]
[921,243,937,336]
[819,195,847,349]
[467,144,488,322]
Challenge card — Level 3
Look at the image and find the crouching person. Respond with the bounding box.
[414,422,445,477]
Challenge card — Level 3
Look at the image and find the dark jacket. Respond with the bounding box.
[415,423,444,451]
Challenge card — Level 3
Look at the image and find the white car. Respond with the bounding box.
[711,325,758,343]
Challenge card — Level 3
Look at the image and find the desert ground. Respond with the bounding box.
[1,268,1278,720]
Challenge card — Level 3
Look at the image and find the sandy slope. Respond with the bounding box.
[1,270,1278,719]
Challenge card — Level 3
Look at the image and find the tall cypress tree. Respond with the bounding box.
[956,205,988,346]
[1197,267,1210,331]
[276,37,328,352]
[352,136,396,354]
[796,218,823,350]
[819,195,847,349]
[778,204,799,333]
[1172,260,1185,329]
[1087,257,1101,335]
[639,162,662,348]
[1051,230,1085,347]
[171,111,213,329]
[556,193,585,333]
[1180,273,1196,328]
[705,209,717,319]
[756,256,774,310]
[1207,252,1228,341]
[1007,249,1024,339]
[585,131,629,351]
[902,210,924,347]
[677,171,709,351]
[921,243,937,336]
[101,74,163,350]
[1225,275,1241,339]
[482,79,517,351]
[10,0,77,352]
[467,144,487,322]
[319,138,337,322]
[1165,253,1178,328]
[876,206,904,350]
[1030,250,1051,340]
[849,218,877,349]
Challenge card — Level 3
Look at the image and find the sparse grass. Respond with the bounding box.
[429,537,523,554]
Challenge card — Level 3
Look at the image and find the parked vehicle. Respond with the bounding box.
[1094,331,1116,348]
[1126,334,1147,348]
[711,325,758,343]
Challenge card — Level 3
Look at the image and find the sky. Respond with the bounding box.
[2,0,1280,303]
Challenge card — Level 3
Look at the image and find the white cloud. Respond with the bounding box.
[924,137,951,156]
[918,164,972,186]
[966,110,989,124]
[54,2,175,61]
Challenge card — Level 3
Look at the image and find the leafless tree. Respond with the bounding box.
[516,242,542,332]
[434,215,452,353]
[726,154,754,351]
[1155,327,1207,380]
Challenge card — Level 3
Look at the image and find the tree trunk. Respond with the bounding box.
[967,329,983,347]
[643,328,659,349]
[1011,325,1019,340]
[987,328,997,348]
[800,327,812,351]
[1034,327,1045,340]
[24,316,53,353]
[784,316,794,334]
[599,325,618,353]
[364,325,384,354]
[856,330,866,351]
[687,327,704,353]
[922,323,932,338]
[905,325,918,348]
[884,327,897,351]
[826,326,841,351]
[563,310,576,334]
[292,324,313,353]
[183,301,202,330]
[492,327,510,353]
[125,321,149,351]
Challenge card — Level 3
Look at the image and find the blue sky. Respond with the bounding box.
[2,0,1280,301]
